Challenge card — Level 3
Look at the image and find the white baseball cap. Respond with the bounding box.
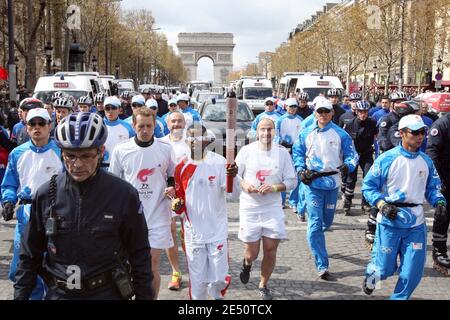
[104,96,121,108]
[285,98,299,107]
[168,98,178,105]
[131,94,145,106]
[26,108,51,123]
[398,114,427,131]
[315,99,333,111]
[145,98,158,109]
[177,93,190,102]
[264,97,275,105]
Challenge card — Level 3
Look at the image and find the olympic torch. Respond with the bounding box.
[225,91,237,193]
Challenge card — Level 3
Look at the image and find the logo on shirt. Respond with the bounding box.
[137,168,155,182]
[430,128,439,137]
[394,131,400,138]
[380,121,387,128]
[256,169,272,183]
[118,134,128,141]
[208,176,216,186]
[418,170,426,178]
[381,246,393,254]
[46,166,57,174]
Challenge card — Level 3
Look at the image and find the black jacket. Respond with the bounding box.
[332,104,346,125]
[378,112,401,152]
[297,106,313,119]
[344,117,378,156]
[339,112,356,128]
[426,113,450,187]
[156,98,168,117]
[14,170,154,300]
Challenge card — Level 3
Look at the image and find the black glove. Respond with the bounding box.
[2,202,15,221]
[337,164,349,176]
[299,170,313,185]
[379,202,398,220]
[435,202,447,222]
[280,141,293,149]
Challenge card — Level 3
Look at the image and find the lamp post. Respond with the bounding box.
[44,41,53,75]
[52,62,57,75]
[92,55,98,72]
[14,56,19,87]
[115,63,120,78]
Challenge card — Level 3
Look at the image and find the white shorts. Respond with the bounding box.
[238,209,287,243]
[185,239,229,300]
[148,225,174,249]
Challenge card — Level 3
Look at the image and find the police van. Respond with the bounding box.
[236,77,273,114]
[99,75,116,95]
[33,72,102,103]
[116,79,135,95]
[284,73,343,103]
[278,72,321,98]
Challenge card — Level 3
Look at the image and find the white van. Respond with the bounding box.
[236,77,273,114]
[277,72,322,98]
[295,74,343,102]
[116,79,135,95]
[33,72,102,103]
[99,75,116,95]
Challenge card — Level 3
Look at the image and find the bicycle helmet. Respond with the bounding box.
[19,98,43,110]
[55,112,108,149]
[95,92,105,103]
[390,91,407,102]
[298,92,309,101]
[53,97,73,109]
[77,96,93,105]
[349,92,362,101]
[327,88,340,97]
[355,100,370,110]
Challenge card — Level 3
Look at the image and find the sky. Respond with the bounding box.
[122,0,331,81]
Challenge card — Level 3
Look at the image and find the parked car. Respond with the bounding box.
[198,99,255,157]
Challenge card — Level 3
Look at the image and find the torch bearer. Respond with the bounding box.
[225,91,237,192]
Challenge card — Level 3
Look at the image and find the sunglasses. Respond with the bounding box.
[186,136,214,143]
[265,102,274,106]
[148,106,157,110]
[316,108,331,114]
[28,120,48,127]
[406,128,426,136]
[132,103,144,108]
[169,104,177,107]
[105,106,119,111]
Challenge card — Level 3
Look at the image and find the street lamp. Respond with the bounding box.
[92,55,98,72]
[338,69,343,81]
[373,62,378,83]
[44,41,53,75]
[14,56,19,86]
[436,55,443,74]
[52,62,57,74]
[115,63,120,78]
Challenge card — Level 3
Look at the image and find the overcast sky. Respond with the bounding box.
[122,0,331,81]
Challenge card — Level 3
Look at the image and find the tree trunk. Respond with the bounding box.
[385,65,391,95]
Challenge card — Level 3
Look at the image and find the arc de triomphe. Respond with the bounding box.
[176,33,235,86]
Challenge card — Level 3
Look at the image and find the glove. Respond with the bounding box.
[299,170,313,185]
[280,141,293,149]
[435,201,447,222]
[377,200,398,220]
[337,164,349,176]
[2,202,15,221]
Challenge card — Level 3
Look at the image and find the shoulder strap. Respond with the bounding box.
[49,174,57,218]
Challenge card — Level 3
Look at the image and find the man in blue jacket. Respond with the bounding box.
[362,114,446,300]
[293,99,358,280]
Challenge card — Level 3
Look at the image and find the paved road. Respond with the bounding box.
[1,191,449,300]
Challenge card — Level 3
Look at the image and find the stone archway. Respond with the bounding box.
[177,33,235,86]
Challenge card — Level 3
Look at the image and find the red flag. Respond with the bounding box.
[0,68,8,81]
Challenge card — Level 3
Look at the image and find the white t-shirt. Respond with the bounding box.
[175,151,239,245]
[235,141,297,213]
[109,138,175,229]
[159,134,190,163]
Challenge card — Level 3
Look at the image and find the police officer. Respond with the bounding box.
[13,112,154,300]
[377,91,408,153]
[296,92,313,119]
[341,100,378,218]
[154,89,169,117]
[426,113,450,276]
[327,88,346,125]
[338,92,361,128]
